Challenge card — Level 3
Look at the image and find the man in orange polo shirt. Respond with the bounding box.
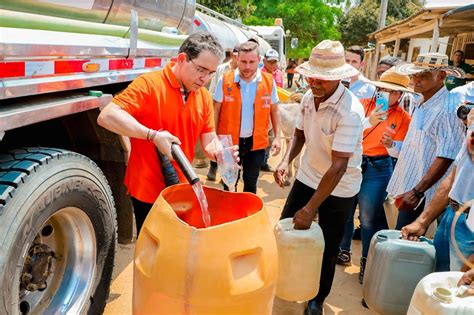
[337,69,412,284]
[97,32,227,234]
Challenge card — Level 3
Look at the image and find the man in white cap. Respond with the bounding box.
[386,53,465,229]
[274,40,364,315]
[261,48,283,172]
[262,48,283,88]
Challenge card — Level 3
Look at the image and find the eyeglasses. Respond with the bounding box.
[189,59,216,79]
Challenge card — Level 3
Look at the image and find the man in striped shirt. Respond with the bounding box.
[385,53,466,229]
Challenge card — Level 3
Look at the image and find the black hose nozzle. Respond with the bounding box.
[170,143,200,185]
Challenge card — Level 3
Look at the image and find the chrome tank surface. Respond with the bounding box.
[0,0,195,33]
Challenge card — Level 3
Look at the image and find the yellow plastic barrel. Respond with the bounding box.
[133,184,278,314]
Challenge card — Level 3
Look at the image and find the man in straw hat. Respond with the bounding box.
[337,68,412,284]
[274,40,364,315]
[386,52,465,230]
[400,121,473,272]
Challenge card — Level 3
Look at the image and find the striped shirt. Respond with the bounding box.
[296,84,365,197]
[387,86,465,204]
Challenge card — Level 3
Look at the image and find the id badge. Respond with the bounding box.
[224,95,235,102]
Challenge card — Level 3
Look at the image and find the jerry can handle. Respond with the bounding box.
[418,236,434,245]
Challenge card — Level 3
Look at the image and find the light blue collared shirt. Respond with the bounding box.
[450,82,474,105]
[449,124,474,205]
[349,74,376,100]
[214,69,278,138]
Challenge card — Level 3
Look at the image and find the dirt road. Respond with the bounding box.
[104,154,375,315]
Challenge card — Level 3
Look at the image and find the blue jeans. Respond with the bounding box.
[433,205,474,271]
[339,156,392,258]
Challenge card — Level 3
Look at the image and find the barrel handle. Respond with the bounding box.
[229,248,264,295]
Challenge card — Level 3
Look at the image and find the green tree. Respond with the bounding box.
[197,0,343,58]
[244,0,343,58]
[339,0,422,47]
[197,0,255,19]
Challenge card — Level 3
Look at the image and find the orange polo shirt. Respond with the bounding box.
[113,62,215,203]
[361,98,411,157]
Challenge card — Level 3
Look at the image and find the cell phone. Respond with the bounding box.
[376,91,390,120]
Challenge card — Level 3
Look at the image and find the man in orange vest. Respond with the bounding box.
[214,40,281,193]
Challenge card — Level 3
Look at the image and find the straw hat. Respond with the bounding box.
[368,68,413,93]
[295,40,359,80]
[395,52,465,78]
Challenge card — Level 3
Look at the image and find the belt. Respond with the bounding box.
[239,136,252,141]
[449,198,470,214]
[363,155,390,162]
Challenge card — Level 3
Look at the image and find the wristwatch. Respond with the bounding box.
[412,188,424,199]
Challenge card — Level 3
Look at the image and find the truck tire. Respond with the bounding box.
[0,148,117,315]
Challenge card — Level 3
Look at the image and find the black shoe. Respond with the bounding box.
[304,300,323,315]
[194,159,209,168]
[260,164,272,172]
[336,249,352,266]
[206,166,216,181]
[359,257,367,284]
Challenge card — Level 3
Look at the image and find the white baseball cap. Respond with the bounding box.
[265,49,279,61]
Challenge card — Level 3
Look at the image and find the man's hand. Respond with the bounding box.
[401,220,427,241]
[273,161,289,188]
[369,105,386,126]
[381,132,394,149]
[293,206,315,230]
[457,268,474,296]
[395,189,422,211]
[203,135,239,163]
[271,136,282,156]
[152,130,181,160]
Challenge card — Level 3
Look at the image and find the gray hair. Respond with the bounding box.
[379,56,402,67]
[179,31,224,62]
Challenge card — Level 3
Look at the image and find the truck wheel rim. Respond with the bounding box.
[18,207,97,314]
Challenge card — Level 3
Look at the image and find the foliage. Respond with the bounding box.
[244,0,343,58]
[339,0,422,47]
[197,0,255,19]
[197,0,343,58]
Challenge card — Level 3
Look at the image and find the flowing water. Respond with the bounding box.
[191,181,211,227]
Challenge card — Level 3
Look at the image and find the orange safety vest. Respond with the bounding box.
[217,70,274,150]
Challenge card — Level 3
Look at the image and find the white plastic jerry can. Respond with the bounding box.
[274,218,325,302]
[408,271,474,315]
[363,230,436,315]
